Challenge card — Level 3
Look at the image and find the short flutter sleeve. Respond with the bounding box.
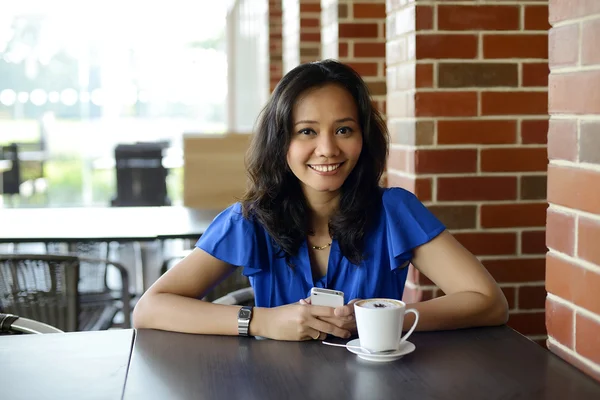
[196,203,268,275]
[382,187,446,269]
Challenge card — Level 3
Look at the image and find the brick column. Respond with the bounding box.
[321,0,386,113]
[283,0,322,73]
[269,0,284,92]
[386,1,550,343]
[546,0,600,383]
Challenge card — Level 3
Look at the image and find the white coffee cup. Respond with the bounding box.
[354,298,419,353]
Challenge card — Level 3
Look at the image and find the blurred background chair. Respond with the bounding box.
[1,141,49,205]
[0,254,131,332]
[45,242,135,328]
[0,313,63,335]
[14,134,49,200]
[109,141,172,292]
[111,142,171,207]
[1,144,22,205]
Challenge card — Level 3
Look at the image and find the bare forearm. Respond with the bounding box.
[403,291,509,332]
[133,292,271,336]
[133,293,235,335]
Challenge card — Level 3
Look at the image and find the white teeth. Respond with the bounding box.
[310,163,341,172]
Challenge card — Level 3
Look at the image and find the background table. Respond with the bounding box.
[0,329,134,400]
[0,206,219,243]
[0,206,220,291]
[123,326,600,400]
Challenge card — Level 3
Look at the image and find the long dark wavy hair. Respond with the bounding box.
[241,59,389,265]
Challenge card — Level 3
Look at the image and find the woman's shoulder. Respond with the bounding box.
[379,186,445,235]
[375,186,445,261]
[213,202,247,222]
[196,202,271,273]
[380,186,423,209]
[200,202,263,240]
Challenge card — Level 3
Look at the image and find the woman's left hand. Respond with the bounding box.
[300,297,361,334]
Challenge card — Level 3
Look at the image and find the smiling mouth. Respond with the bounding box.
[308,162,343,172]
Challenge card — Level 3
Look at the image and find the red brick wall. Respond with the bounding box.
[321,0,386,113]
[283,0,321,73]
[269,0,283,92]
[546,0,600,383]
[386,1,550,343]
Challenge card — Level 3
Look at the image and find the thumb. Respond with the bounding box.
[334,298,362,317]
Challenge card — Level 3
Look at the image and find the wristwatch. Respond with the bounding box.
[237,306,253,336]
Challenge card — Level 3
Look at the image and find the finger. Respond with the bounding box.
[305,329,321,341]
[303,297,311,304]
[334,304,353,317]
[334,298,362,317]
[310,318,351,339]
[319,316,354,328]
[308,305,337,318]
[299,299,308,305]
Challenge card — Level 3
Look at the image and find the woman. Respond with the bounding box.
[133,60,508,341]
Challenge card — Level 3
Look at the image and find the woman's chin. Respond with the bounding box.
[303,183,344,194]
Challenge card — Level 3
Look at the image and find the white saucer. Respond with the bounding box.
[345,339,416,362]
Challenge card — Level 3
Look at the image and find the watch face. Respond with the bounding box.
[240,309,251,319]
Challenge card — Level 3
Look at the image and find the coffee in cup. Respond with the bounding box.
[354,298,419,353]
[358,299,401,309]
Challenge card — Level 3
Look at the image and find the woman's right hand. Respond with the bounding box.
[258,303,352,341]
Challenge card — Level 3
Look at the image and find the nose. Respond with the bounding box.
[315,132,340,158]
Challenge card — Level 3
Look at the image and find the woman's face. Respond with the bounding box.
[287,84,363,199]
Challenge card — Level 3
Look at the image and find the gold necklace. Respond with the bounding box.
[311,242,332,250]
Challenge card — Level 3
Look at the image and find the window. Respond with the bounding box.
[0,1,227,206]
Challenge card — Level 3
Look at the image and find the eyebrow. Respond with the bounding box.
[294,117,357,126]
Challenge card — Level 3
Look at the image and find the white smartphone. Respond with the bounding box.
[310,287,344,308]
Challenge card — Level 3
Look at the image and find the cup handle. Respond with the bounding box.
[399,308,419,343]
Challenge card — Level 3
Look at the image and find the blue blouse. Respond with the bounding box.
[196,187,445,307]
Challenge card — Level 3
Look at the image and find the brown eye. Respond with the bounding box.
[336,126,352,135]
[298,128,315,136]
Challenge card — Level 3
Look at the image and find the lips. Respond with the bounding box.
[308,162,343,172]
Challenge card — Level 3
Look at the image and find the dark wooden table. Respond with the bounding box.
[123,326,600,400]
[0,329,135,400]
